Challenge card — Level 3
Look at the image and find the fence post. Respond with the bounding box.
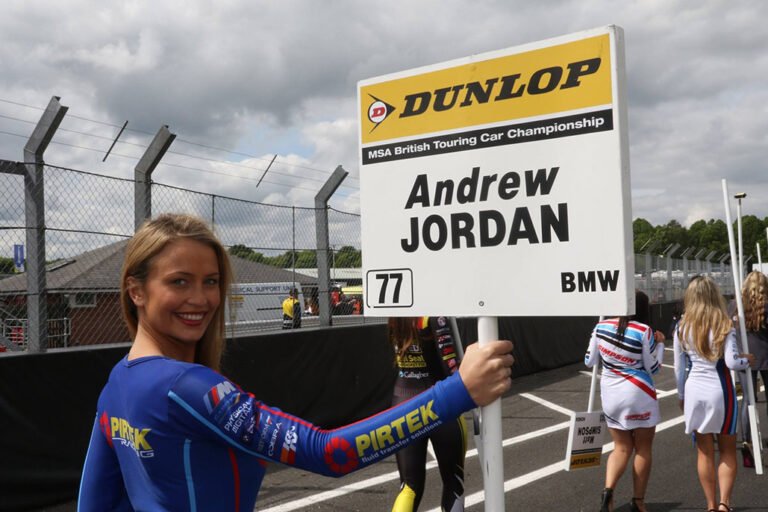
[314,166,348,326]
[694,249,707,276]
[718,254,730,291]
[680,247,694,287]
[23,96,68,353]
[134,125,175,230]
[663,243,680,302]
[705,250,717,277]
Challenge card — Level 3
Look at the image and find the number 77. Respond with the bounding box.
[375,272,403,304]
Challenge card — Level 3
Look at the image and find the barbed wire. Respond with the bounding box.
[0,97,360,184]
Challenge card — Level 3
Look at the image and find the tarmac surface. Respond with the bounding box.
[37,352,768,511]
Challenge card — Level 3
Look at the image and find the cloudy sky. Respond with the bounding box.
[1,0,767,229]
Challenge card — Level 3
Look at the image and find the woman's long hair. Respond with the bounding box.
[616,290,651,339]
[742,271,768,332]
[388,317,421,357]
[678,276,732,361]
[120,213,233,370]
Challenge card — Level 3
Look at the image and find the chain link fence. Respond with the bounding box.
[0,161,740,352]
[634,252,735,303]
[0,163,375,352]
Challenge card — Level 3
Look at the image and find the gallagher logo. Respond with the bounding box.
[323,437,359,474]
[367,95,396,132]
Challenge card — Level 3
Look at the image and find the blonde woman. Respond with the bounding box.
[673,276,755,512]
[741,271,768,409]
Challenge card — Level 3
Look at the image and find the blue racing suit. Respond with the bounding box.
[78,355,475,511]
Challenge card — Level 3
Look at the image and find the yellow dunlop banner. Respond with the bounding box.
[360,34,612,144]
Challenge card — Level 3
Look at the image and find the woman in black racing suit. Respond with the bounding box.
[389,316,467,512]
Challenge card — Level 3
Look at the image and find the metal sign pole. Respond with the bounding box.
[478,316,505,511]
[722,179,763,474]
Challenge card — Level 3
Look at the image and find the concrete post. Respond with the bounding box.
[23,96,68,352]
[134,125,175,230]
[314,166,348,326]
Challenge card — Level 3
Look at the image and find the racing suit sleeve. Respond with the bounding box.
[429,316,460,376]
[167,366,475,477]
[642,328,662,375]
[673,329,688,400]
[78,415,134,511]
[724,328,750,370]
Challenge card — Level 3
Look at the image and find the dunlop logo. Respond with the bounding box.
[360,33,612,143]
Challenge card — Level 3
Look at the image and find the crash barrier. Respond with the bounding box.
[0,308,678,510]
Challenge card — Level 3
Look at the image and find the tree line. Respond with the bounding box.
[634,216,768,261]
[2,216,766,276]
[218,217,768,270]
[228,244,362,269]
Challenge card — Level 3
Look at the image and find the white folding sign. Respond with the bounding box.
[358,26,634,316]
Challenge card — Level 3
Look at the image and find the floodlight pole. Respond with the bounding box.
[734,192,746,290]
[722,179,763,474]
[23,96,68,352]
[758,243,763,269]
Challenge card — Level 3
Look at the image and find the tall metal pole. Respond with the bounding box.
[734,193,746,289]
[23,96,68,352]
[722,180,763,474]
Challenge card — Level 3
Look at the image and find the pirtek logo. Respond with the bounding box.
[370,58,601,130]
[104,413,153,457]
[354,400,439,456]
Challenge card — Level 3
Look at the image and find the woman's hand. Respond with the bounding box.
[654,330,666,343]
[458,340,514,406]
[740,353,756,367]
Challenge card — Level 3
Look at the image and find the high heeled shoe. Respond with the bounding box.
[629,497,644,512]
[599,488,613,512]
[718,503,733,512]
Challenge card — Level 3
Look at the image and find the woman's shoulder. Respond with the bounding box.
[109,356,207,386]
[626,320,651,332]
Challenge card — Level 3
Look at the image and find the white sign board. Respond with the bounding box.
[565,411,607,470]
[358,26,633,317]
[225,282,304,325]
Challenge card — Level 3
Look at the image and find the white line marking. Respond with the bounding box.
[519,393,574,417]
[427,439,437,461]
[424,415,687,511]
[258,421,571,512]
[662,364,675,369]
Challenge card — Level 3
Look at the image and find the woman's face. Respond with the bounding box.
[130,238,221,351]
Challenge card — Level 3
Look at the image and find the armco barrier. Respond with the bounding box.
[0,313,652,510]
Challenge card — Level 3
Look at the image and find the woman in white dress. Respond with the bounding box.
[585,290,665,512]
[673,276,754,512]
